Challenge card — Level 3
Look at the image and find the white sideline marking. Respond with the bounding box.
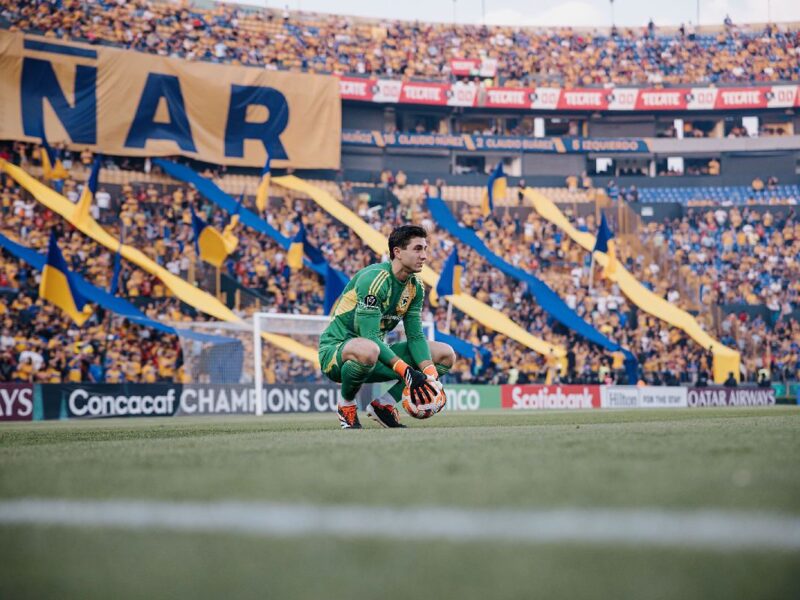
[1,499,799,551]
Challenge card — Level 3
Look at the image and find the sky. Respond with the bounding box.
[218,0,800,28]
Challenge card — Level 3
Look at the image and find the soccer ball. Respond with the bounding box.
[401,380,446,420]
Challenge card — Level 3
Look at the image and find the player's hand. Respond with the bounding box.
[394,361,437,406]
[405,367,437,406]
[423,365,439,381]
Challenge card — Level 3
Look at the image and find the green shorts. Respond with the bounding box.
[318,340,419,384]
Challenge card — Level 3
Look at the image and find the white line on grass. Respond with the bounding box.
[1,499,799,551]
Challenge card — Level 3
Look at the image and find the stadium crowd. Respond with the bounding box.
[2,139,799,385]
[3,1,799,86]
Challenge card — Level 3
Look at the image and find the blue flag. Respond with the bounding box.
[40,231,92,325]
[324,264,349,315]
[191,205,228,267]
[287,220,305,271]
[593,212,617,275]
[481,162,506,217]
[436,246,463,298]
[109,228,124,296]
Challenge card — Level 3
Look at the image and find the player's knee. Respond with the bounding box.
[431,342,456,368]
[354,340,379,366]
[440,344,456,368]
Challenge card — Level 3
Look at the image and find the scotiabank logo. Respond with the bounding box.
[501,385,600,410]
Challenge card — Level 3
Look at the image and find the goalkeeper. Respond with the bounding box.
[318,225,455,429]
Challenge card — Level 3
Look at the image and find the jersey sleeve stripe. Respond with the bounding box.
[367,270,389,297]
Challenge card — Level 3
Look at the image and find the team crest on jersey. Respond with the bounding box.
[395,282,416,317]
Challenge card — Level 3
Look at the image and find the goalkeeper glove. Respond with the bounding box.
[393,360,436,406]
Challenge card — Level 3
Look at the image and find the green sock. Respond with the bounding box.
[340,360,375,401]
[387,362,451,403]
[387,381,405,403]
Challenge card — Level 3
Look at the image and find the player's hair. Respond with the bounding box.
[388,225,428,260]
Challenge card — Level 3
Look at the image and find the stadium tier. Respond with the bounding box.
[2,6,800,596]
[2,140,797,387]
[1,2,799,391]
[3,2,799,86]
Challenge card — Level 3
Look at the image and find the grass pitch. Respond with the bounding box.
[1,408,799,599]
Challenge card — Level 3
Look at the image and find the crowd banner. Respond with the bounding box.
[0,384,34,422]
[338,75,800,112]
[0,232,239,347]
[0,31,340,169]
[428,197,638,382]
[687,387,776,408]
[501,385,601,410]
[1,161,319,366]
[525,188,740,384]
[342,130,651,154]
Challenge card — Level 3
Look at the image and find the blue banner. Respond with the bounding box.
[154,160,350,289]
[0,232,237,346]
[426,198,638,382]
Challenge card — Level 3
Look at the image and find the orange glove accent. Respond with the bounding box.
[423,365,438,380]
[392,359,410,378]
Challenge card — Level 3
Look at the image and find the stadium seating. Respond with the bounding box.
[5,141,795,386]
[638,185,800,205]
[4,2,798,85]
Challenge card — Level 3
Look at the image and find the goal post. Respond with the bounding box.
[252,312,435,416]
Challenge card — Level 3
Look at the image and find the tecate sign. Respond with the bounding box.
[687,387,776,407]
[501,385,600,410]
[0,384,33,421]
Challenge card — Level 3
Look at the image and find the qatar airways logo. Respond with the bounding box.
[720,90,761,105]
[688,388,775,407]
[487,89,527,105]
[563,92,603,106]
[640,92,683,107]
[340,80,369,97]
[404,85,442,101]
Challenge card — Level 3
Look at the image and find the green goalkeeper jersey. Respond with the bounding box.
[319,261,431,368]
